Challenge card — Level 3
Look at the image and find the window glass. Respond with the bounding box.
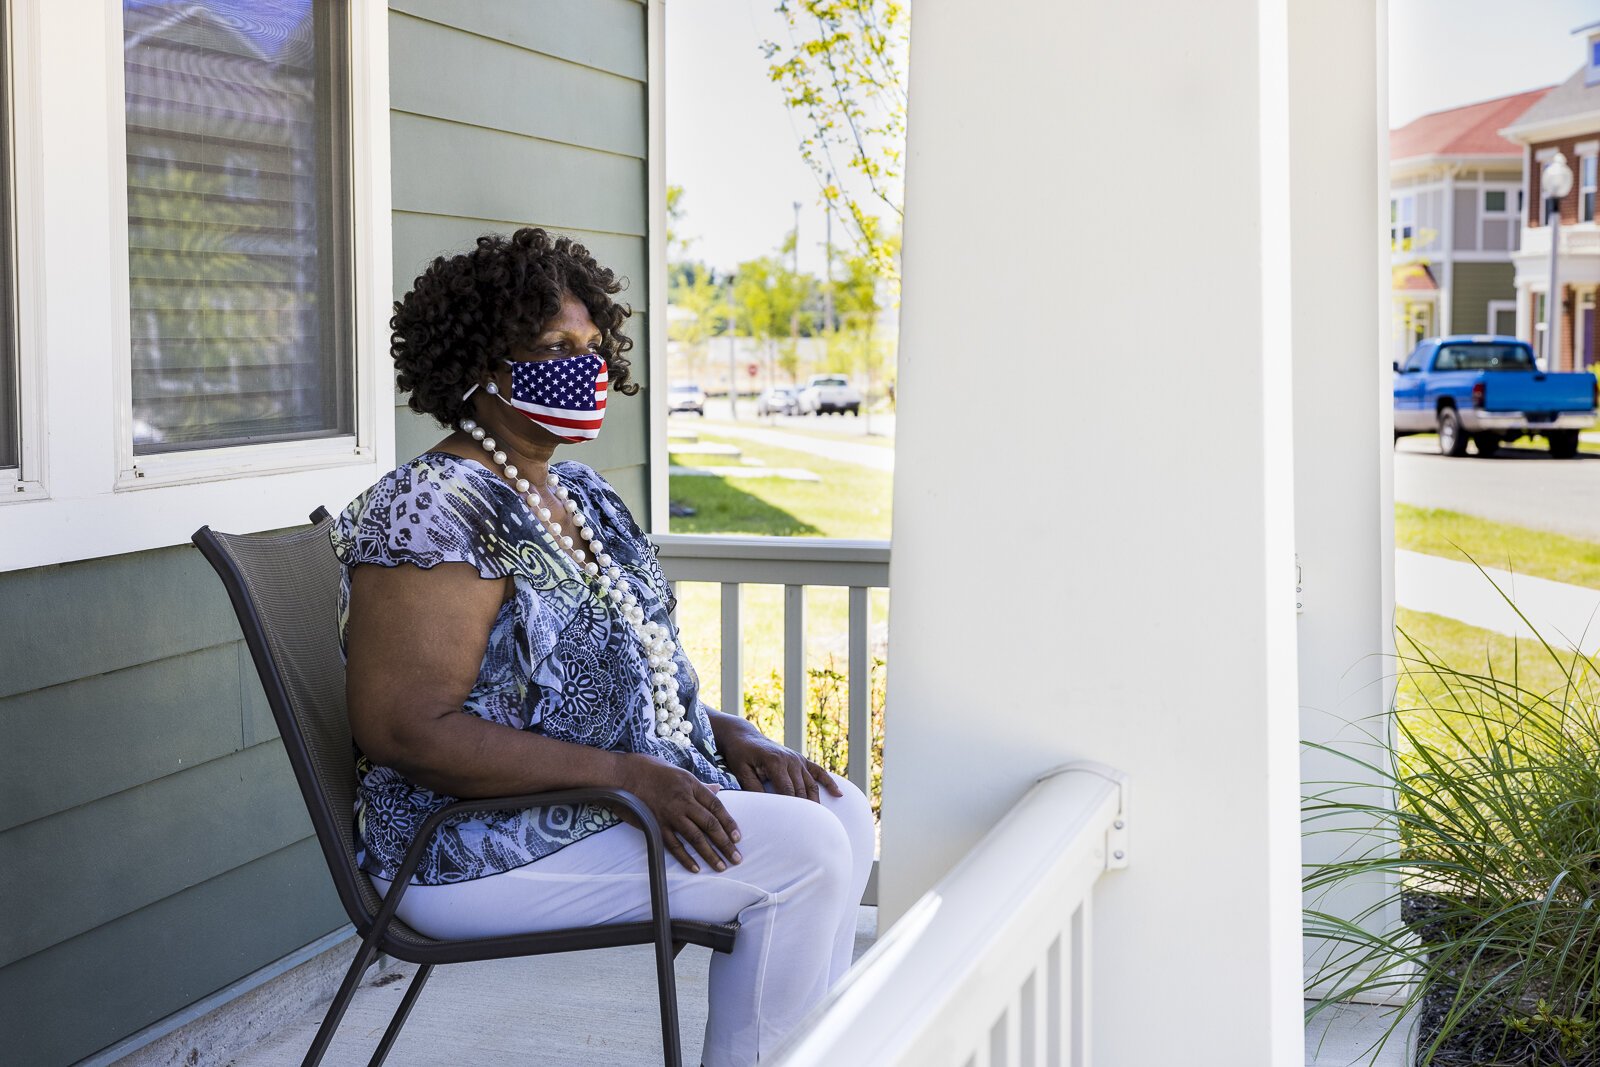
[0,7,14,473]
[1452,188,1478,251]
[1484,190,1506,213]
[1482,218,1512,252]
[124,0,352,455]
[1582,156,1597,223]
[1436,343,1534,372]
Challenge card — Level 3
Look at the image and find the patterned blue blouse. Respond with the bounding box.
[331,452,737,885]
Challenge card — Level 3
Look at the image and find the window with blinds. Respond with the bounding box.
[0,3,16,473]
[124,0,352,456]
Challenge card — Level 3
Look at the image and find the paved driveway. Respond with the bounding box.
[1393,437,1600,540]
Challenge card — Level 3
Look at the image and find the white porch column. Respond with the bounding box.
[1289,0,1395,993]
[880,0,1303,1062]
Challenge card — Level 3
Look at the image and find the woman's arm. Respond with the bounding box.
[345,562,742,872]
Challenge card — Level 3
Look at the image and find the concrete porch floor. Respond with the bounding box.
[226,908,879,1067]
[1305,999,1414,1067]
[220,909,1413,1066]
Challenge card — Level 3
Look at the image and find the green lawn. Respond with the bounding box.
[1395,503,1600,590]
[668,433,892,540]
[1394,607,1597,757]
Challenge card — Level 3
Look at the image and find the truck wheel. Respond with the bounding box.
[1437,408,1469,456]
[1548,430,1580,458]
[1471,433,1500,457]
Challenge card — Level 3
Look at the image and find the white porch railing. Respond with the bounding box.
[769,762,1131,1067]
[653,533,891,902]
[652,533,890,796]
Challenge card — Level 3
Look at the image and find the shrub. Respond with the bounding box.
[1304,619,1600,1066]
[741,654,886,816]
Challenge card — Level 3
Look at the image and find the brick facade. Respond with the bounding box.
[1527,135,1597,227]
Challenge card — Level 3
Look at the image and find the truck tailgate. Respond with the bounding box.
[1482,372,1596,413]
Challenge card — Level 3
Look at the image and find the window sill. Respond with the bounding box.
[1,451,391,573]
[119,435,371,491]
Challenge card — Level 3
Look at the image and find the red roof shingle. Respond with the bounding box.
[1390,87,1553,162]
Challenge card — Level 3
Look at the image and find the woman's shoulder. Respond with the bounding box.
[331,452,517,576]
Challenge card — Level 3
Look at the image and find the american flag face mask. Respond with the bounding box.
[466,354,609,443]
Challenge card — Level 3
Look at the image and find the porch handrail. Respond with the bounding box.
[651,533,890,586]
[769,761,1132,1067]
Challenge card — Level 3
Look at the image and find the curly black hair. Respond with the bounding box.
[391,227,638,429]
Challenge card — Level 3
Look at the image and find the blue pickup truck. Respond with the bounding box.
[1393,335,1597,457]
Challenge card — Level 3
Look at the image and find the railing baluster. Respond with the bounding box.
[847,585,870,793]
[721,582,742,717]
[1070,902,1088,1067]
[784,584,806,752]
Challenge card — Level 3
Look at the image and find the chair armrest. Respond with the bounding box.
[367,787,670,937]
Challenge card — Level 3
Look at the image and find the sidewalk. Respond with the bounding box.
[692,422,895,473]
[1395,549,1600,654]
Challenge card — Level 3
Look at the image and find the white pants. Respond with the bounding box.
[370,776,876,1067]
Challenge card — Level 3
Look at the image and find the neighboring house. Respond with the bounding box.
[1388,87,1551,358]
[1503,20,1600,371]
[0,2,662,1064]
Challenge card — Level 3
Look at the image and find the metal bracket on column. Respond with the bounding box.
[1040,760,1132,870]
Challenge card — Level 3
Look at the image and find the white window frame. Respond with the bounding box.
[1577,142,1598,224]
[1,0,46,503]
[1,0,394,573]
[1478,181,1521,251]
[1486,299,1517,338]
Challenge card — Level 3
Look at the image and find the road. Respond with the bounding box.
[1393,437,1600,540]
[682,397,896,439]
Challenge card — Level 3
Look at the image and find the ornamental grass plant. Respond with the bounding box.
[1305,598,1600,1066]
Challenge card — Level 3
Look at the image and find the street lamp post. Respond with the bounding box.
[1543,151,1574,369]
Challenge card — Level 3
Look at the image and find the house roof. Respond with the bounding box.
[1501,61,1600,142]
[1391,88,1553,163]
[1395,263,1438,292]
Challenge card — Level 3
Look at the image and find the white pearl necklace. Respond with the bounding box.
[460,418,692,746]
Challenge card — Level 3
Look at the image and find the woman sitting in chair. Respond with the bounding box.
[333,227,875,1066]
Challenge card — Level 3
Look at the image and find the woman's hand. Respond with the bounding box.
[715,715,844,803]
[616,753,742,874]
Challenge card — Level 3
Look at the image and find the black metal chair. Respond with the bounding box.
[192,508,737,1067]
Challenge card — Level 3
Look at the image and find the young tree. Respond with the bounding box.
[764,0,908,285]
[669,262,722,386]
[827,241,896,433]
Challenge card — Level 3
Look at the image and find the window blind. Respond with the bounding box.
[124,0,352,456]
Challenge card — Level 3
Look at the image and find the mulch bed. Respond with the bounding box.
[1402,892,1600,1067]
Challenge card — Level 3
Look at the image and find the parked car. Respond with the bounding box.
[756,385,800,416]
[1393,335,1597,457]
[797,374,863,416]
[668,382,706,416]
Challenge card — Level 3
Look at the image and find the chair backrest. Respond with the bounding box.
[193,509,383,929]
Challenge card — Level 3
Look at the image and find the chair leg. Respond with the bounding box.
[302,936,382,1067]
[655,935,684,1067]
[367,964,433,1067]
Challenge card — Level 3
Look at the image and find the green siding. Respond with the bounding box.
[2,4,655,1063]
[386,2,656,518]
[1451,261,1516,335]
[0,838,343,1067]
